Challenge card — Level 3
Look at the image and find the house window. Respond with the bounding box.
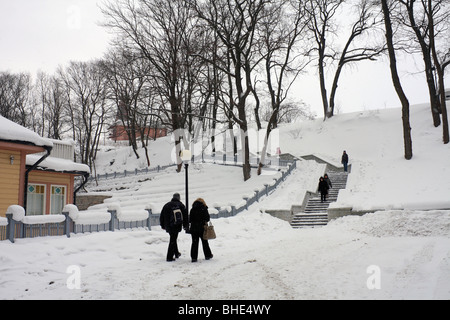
[27,184,46,215]
[50,185,66,215]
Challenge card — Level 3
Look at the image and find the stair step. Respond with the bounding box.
[291,222,328,228]
[292,213,328,218]
[290,166,349,229]
[291,213,329,228]
[292,217,328,222]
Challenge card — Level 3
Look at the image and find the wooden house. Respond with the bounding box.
[26,139,90,216]
[0,116,90,217]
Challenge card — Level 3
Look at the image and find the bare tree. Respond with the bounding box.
[0,71,32,127]
[305,0,385,119]
[381,0,413,159]
[46,75,69,140]
[102,0,204,171]
[102,47,152,160]
[398,0,441,127]
[60,61,111,168]
[33,72,67,140]
[256,0,310,174]
[427,0,450,143]
[194,0,270,181]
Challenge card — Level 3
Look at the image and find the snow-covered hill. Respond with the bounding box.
[279,104,450,211]
[91,103,450,213]
[1,103,449,300]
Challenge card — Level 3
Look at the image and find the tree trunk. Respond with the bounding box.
[403,0,441,127]
[428,0,449,144]
[257,108,279,175]
[318,53,330,120]
[382,0,413,160]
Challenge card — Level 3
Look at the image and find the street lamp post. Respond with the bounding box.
[180,150,192,208]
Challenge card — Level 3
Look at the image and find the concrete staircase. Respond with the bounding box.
[290,170,348,228]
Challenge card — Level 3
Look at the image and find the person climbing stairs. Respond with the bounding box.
[290,169,349,228]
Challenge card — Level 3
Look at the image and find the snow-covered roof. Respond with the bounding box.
[27,154,90,174]
[0,115,53,148]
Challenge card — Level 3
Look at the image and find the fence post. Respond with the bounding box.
[243,197,249,210]
[215,207,221,218]
[145,209,152,230]
[264,184,269,196]
[62,212,72,238]
[6,213,15,243]
[108,210,117,231]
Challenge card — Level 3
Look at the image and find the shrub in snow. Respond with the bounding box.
[6,205,25,222]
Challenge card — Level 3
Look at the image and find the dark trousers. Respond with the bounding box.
[191,232,212,260]
[343,162,348,172]
[167,231,180,261]
[321,192,327,202]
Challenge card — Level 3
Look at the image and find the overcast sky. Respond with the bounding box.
[0,0,447,117]
[0,0,110,74]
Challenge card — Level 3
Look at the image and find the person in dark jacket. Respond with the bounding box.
[324,173,332,189]
[323,173,332,202]
[341,150,349,172]
[189,198,213,263]
[318,177,329,203]
[160,193,188,262]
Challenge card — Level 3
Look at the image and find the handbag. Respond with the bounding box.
[203,221,216,240]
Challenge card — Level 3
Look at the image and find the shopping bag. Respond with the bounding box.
[203,221,216,240]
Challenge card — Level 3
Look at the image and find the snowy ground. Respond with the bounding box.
[1,203,449,300]
[0,103,449,300]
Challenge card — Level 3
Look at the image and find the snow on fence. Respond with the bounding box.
[90,164,177,182]
[1,204,153,243]
[0,217,8,241]
[211,161,297,219]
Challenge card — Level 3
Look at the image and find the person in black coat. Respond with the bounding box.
[189,198,213,263]
[160,193,188,262]
[341,150,349,172]
[318,177,329,203]
[324,173,332,189]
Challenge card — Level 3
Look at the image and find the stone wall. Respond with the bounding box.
[75,194,112,211]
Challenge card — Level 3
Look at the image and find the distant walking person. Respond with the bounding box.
[341,150,349,172]
[160,193,188,262]
[318,177,329,203]
[189,198,213,263]
[324,173,332,189]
